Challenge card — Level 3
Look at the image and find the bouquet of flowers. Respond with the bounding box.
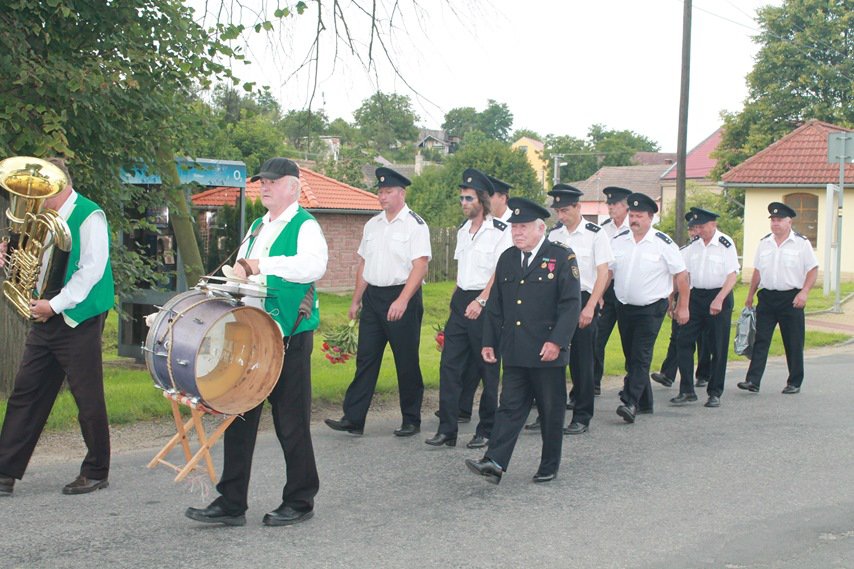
[321,319,358,364]
[433,323,445,352]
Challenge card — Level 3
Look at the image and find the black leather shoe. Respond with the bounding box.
[393,424,420,437]
[466,435,488,449]
[782,385,801,394]
[433,410,471,423]
[465,458,502,484]
[650,372,674,387]
[185,503,246,526]
[425,433,457,447]
[532,471,557,483]
[616,404,636,423]
[563,422,588,435]
[705,395,721,408]
[62,475,108,495]
[737,381,760,393]
[566,398,575,410]
[0,475,14,496]
[669,393,698,405]
[593,386,601,396]
[262,504,314,527]
[695,377,709,388]
[524,416,542,431]
[324,417,364,435]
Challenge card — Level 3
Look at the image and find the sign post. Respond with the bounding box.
[827,133,853,313]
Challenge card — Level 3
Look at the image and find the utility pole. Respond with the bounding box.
[552,153,566,186]
[674,0,692,245]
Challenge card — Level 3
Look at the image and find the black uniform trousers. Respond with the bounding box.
[660,319,712,382]
[214,331,318,515]
[486,365,566,475]
[342,284,424,426]
[745,288,805,388]
[593,283,618,390]
[676,288,734,397]
[568,291,598,425]
[437,288,499,438]
[458,358,483,418]
[616,299,668,411]
[0,312,109,480]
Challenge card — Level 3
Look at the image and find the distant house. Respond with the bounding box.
[511,136,547,189]
[191,167,382,291]
[572,164,671,223]
[720,119,854,282]
[659,128,723,212]
[633,151,677,166]
[417,128,453,155]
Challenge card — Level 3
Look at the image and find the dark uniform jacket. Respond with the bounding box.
[483,240,581,368]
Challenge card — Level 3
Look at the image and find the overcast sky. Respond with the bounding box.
[201,0,783,151]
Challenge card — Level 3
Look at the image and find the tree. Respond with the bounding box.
[281,109,329,150]
[512,129,543,142]
[442,100,514,143]
[353,92,419,159]
[587,124,660,166]
[656,186,744,253]
[712,0,853,178]
[542,135,599,185]
[442,107,480,139]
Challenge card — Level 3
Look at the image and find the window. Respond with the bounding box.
[783,193,818,243]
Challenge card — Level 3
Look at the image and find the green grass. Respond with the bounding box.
[1,281,848,431]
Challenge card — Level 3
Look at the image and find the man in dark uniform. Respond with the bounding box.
[326,167,431,436]
[465,198,581,484]
[738,202,818,394]
[593,186,632,396]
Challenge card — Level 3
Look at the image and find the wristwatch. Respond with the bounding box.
[476,297,487,307]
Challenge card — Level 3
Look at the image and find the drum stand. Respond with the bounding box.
[148,391,237,483]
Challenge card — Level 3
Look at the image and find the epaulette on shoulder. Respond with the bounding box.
[549,240,570,250]
[615,229,630,238]
[718,235,732,248]
[601,218,612,225]
[794,231,808,240]
[585,222,601,233]
[458,219,467,230]
[655,231,673,245]
[761,232,772,240]
[679,235,699,250]
[549,221,564,233]
[493,218,507,231]
[409,210,425,225]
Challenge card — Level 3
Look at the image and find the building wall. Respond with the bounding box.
[659,179,721,214]
[742,186,854,283]
[314,211,376,292]
[511,137,547,189]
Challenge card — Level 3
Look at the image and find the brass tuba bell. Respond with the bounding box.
[0,156,73,319]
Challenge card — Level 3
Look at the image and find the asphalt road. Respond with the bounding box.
[1,347,852,569]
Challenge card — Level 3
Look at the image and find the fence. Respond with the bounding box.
[427,226,458,283]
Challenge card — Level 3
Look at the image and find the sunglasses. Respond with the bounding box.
[459,195,477,203]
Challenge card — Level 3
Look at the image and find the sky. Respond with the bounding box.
[197,0,783,151]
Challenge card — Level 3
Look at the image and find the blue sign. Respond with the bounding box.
[121,158,246,187]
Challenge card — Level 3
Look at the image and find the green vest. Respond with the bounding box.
[62,194,115,326]
[247,207,320,336]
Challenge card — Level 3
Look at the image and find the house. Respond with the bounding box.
[659,128,723,212]
[511,136,548,189]
[192,166,382,291]
[572,164,671,223]
[417,128,453,155]
[633,151,677,166]
[720,119,854,282]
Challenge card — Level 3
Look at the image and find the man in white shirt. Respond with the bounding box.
[738,202,818,395]
[610,193,689,423]
[426,168,511,449]
[672,207,739,408]
[326,167,432,436]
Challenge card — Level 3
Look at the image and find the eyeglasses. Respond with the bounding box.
[459,195,476,203]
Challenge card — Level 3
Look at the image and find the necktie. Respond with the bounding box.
[522,251,531,269]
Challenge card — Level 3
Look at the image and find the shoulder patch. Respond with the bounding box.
[679,237,697,251]
[549,240,570,250]
[761,232,772,240]
[794,231,808,240]
[655,231,673,245]
[585,222,601,233]
[493,218,507,231]
[601,218,612,226]
[615,229,630,238]
[718,235,732,248]
[409,210,425,225]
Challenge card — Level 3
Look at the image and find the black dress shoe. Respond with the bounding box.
[393,424,420,437]
[465,458,502,484]
[705,395,721,408]
[262,504,314,527]
[616,404,636,423]
[593,386,601,396]
[695,377,709,388]
[737,381,760,393]
[566,398,575,410]
[62,475,108,495]
[669,393,698,405]
[185,503,246,526]
[466,435,488,449]
[425,433,457,447]
[433,410,471,423]
[532,471,557,483]
[324,417,364,435]
[782,385,801,394]
[650,372,674,387]
[0,475,14,496]
[563,422,589,435]
[524,416,542,431]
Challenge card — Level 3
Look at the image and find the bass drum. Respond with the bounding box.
[144,290,284,415]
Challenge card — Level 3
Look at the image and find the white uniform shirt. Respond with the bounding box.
[497,208,512,224]
[601,215,629,240]
[46,190,110,326]
[455,216,512,290]
[611,227,686,306]
[681,230,740,289]
[358,204,432,287]
[753,230,818,291]
[237,201,329,310]
[549,221,614,294]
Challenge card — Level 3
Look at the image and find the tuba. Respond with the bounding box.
[0,156,72,319]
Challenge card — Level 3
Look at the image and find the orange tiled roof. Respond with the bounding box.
[191,167,381,211]
[661,128,722,180]
[572,164,670,203]
[721,120,854,185]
